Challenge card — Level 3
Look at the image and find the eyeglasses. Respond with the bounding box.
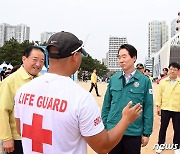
[169,68,179,72]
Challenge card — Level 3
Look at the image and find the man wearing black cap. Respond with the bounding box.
[14,31,142,154]
[136,63,144,74]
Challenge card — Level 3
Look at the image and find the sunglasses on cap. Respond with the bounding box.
[71,45,88,57]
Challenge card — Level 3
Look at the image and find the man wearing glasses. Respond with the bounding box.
[156,62,180,154]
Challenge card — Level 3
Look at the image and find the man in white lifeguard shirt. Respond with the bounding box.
[14,31,142,154]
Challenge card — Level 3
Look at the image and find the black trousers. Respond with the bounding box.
[7,140,23,154]
[109,135,141,154]
[89,83,100,96]
[158,110,180,149]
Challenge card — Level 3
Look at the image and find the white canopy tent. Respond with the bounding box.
[0,61,8,68]
[0,62,14,72]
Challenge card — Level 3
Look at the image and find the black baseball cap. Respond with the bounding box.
[136,63,144,69]
[46,31,88,59]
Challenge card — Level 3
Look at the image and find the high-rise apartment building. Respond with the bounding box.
[41,32,55,44]
[102,57,108,66]
[145,58,153,76]
[148,21,169,58]
[15,24,30,43]
[106,36,127,72]
[0,23,30,47]
[171,12,180,37]
[0,23,6,47]
[171,19,177,37]
[152,12,180,78]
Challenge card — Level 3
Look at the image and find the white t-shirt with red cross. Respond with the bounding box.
[14,73,104,154]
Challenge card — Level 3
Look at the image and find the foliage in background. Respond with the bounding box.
[0,38,34,65]
[0,38,109,79]
[78,55,108,80]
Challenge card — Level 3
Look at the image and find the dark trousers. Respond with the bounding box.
[89,83,100,96]
[7,140,23,154]
[109,135,141,154]
[158,110,180,149]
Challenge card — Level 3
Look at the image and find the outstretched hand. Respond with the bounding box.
[122,101,142,124]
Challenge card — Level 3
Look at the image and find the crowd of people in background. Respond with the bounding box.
[0,65,21,82]
[0,67,11,81]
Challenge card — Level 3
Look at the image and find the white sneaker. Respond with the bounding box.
[156,148,163,153]
[174,149,180,154]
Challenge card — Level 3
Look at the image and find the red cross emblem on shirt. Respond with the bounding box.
[22,113,52,153]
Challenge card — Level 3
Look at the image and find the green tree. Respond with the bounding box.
[78,55,108,80]
[0,38,108,79]
[0,38,22,65]
[0,38,35,66]
[21,40,34,49]
[40,42,47,46]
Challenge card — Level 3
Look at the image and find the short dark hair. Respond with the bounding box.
[168,62,180,70]
[118,44,137,59]
[163,68,168,72]
[23,46,45,58]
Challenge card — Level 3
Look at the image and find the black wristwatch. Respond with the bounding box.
[143,134,150,137]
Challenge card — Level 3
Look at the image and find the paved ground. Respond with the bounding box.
[78,81,174,154]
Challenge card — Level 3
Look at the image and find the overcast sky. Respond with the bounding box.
[0,0,180,63]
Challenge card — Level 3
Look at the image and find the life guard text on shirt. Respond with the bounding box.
[18,93,67,112]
